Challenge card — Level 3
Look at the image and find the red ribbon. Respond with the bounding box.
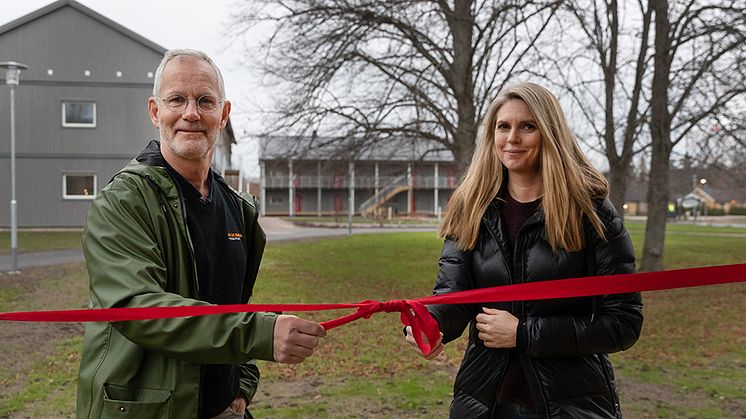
[318,299,440,355]
[2,263,746,356]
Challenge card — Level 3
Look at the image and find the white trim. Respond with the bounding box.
[62,101,97,128]
[62,173,97,200]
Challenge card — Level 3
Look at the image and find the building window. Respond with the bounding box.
[62,102,96,128]
[63,174,96,200]
[269,195,284,205]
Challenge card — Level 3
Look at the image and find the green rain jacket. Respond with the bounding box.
[77,142,277,419]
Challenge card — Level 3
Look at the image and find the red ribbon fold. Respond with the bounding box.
[2,263,746,356]
[317,299,441,355]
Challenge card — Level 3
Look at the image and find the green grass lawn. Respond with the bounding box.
[1,223,745,417]
[249,229,746,417]
[0,230,82,255]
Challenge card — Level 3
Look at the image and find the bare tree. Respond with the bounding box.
[229,0,560,172]
[537,0,654,213]
[642,0,746,271]
[693,97,746,166]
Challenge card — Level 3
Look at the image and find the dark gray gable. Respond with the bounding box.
[0,0,167,84]
[0,0,166,54]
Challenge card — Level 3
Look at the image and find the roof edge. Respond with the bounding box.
[0,0,167,54]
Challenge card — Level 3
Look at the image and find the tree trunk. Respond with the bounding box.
[449,0,477,177]
[452,141,474,178]
[603,0,622,213]
[607,157,630,215]
[641,140,671,271]
[640,0,671,272]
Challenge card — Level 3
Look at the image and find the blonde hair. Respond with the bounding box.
[440,82,608,252]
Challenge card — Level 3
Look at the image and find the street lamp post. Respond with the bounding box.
[1,61,28,273]
[700,178,707,216]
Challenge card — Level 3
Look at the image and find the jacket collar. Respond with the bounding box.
[135,139,166,167]
[482,197,545,251]
[484,194,545,226]
[125,139,230,198]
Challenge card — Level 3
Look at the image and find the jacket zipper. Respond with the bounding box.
[162,170,201,298]
[143,162,207,415]
[225,185,252,303]
[482,219,512,414]
[513,215,550,418]
[599,354,622,417]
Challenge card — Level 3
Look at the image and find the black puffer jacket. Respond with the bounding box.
[429,198,643,418]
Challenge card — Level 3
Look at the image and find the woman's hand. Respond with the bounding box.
[476,307,519,348]
[404,326,444,360]
[229,393,247,414]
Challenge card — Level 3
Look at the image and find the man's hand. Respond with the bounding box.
[404,326,444,360]
[273,315,326,364]
[475,307,519,348]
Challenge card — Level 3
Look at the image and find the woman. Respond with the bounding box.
[405,82,643,418]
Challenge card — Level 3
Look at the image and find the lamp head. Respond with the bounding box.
[0,61,29,86]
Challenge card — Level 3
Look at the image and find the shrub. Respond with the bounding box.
[728,206,746,215]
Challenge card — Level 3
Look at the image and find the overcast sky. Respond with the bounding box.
[2,0,268,175]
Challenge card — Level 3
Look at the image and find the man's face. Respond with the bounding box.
[148,57,230,163]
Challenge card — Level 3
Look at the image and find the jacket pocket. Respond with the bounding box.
[450,391,489,418]
[102,383,172,418]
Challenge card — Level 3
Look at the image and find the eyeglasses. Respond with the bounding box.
[155,94,224,113]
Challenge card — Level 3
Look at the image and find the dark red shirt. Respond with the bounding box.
[497,189,540,408]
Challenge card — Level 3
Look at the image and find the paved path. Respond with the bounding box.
[1,217,437,272]
[625,215,746,228]
[0,249,85,272]
[259,216,436,242]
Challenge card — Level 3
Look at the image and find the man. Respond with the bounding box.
[76,49,326,419]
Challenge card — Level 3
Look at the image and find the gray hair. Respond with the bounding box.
[152,49,226,99]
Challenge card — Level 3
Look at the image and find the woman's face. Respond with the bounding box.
[494,99,542,176]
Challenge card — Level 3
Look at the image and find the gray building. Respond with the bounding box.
[258,135,459,217]
[0,0,166,227]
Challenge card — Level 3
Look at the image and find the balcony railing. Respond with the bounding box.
[414,176,460,189]
[263,175,457,189]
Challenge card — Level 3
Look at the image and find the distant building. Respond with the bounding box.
[623,166,746,216]
[258,135,459,217]
[0,0,164,227]
[212,119,236,176]
[260,134,746,218]
[0,0,235,227]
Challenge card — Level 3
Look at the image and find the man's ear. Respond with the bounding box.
[147,97,160,128]
[220,100,231,130]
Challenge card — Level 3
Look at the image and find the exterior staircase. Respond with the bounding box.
[359,175,410,216]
